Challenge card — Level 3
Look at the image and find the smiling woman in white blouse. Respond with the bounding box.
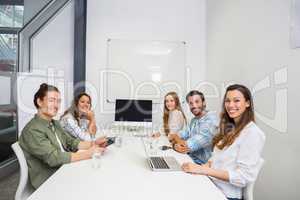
[153,91,187,137]
[182,84,265,200]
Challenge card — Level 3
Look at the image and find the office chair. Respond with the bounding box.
[11,142,34,200]
[243,158,264,200]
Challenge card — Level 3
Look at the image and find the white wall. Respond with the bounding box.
[0,76,11,105]
[206,0,300,199]
[18,0,74,133]
[18,0,300,199]
[86,0,207,129]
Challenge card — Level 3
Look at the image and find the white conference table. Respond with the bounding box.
[27,133,227,200]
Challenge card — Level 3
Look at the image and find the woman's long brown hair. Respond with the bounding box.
[213,84,255,150]
[61,92,92,124]
[163,92,187,135]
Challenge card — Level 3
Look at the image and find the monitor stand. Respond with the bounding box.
[111,121,152,136]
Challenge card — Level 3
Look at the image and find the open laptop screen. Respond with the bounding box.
[115,99,152,122]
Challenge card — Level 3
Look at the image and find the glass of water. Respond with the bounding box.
[115,135,122,147]
[148,136,159,155]
[92,150,102,169]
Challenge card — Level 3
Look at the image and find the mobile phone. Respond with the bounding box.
[159,145,173,151]
[106,137,116,146]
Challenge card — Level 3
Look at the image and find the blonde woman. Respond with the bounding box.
[153,92,187,137]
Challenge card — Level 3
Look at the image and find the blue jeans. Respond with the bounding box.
[227,198,242,200]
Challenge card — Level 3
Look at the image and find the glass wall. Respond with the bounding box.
[0,5,24,72]
[0,1,23,164]
[0,5,24,28]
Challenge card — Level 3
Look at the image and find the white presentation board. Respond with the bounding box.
[105,39,186,103]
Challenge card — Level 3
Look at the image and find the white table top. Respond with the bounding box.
[27,136,227,200]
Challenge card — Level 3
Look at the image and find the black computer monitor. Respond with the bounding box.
[115,99,152,122]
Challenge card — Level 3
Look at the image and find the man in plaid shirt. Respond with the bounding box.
[169,90,218,164]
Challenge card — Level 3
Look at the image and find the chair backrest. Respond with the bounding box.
[243,158,265,200]
[11,142,34,200]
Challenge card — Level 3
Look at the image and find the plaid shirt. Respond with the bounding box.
[60,113,92,141]
[180,111,218,164]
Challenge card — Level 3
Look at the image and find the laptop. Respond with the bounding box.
[142,139,181,172]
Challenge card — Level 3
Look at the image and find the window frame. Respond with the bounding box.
[0,1,23,6]
[0,0,23,162]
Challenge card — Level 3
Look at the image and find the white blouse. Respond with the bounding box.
[60,113,92,141]
[210,121,266,199]
[167,109,185,134]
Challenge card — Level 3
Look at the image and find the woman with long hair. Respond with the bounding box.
[19,83,106,189]
[154,92,187,137]
[182,84,265,200]
[60,92,97,141]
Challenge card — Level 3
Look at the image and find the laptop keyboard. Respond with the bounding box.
[150,157,170,169]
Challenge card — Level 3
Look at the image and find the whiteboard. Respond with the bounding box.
[105,39,186,103]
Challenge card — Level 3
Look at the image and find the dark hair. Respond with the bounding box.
[185,90,205,102]
[61,92,92,123]
[213,84,255,150]
[33,83,59,108]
